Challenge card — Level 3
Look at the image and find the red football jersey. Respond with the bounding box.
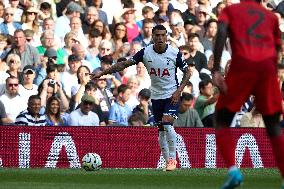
[218,0,281,63]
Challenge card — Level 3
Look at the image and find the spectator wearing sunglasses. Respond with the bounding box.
[0,7,22,36]
[0,76,26,122]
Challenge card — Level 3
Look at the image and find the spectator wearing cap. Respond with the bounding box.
[55,1,84,44]
[15,95,47,126]
[132,88,154,125]
[0,76,26,122]
[0,7,22,36]
[133,18,154,48]
[34,48,58,85]
[19,65,38,104]
[82,6,99,34]
[61,54,82,98]
[93,55,121,89]
[121,7,140,44]
[187,59,201,98]
[174,92,204,127]
[10,29,40,69]
[68,94,100,126]
[37,30,65,65]
[69,81,106,126]
[8,0,23,23]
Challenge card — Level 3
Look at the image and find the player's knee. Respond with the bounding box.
[263,113,282,137]
[215,108,235,128]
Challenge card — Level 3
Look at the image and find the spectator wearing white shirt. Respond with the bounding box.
[0,76,26,122]
[68,94,100,126]
[61,55,82,98]
[54,2,83,44]
[19,65,38,104]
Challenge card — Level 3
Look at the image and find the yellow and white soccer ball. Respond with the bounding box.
[82,153,102,171]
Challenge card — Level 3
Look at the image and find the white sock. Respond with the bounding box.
[164,125,177,160]
[158,131,169,162]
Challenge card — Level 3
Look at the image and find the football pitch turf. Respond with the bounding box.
[0,168,281,189]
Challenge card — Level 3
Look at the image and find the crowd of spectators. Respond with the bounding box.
[0,0,283,127]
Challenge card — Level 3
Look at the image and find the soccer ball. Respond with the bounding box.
[82,153,102,171]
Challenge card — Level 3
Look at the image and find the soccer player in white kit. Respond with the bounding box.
[93,25,191,171]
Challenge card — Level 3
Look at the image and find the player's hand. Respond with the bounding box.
[212,71,227,94]
[171,90,181,105]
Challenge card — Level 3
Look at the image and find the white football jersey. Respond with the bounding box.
[131,44,187,100]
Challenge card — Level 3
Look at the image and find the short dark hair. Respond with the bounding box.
[152,24,167,34]
[143,18,155,26]
[199,79,212,90]
[85,81,96,91]
[205,19,218,30]
[46,64,58,74]
[128,112,147,125]
[28,95,41,103]
[89,28,101,38]
[188,33,200,40]
[179,45,190,52]
[117,84,129,94]
[180,92,194,101]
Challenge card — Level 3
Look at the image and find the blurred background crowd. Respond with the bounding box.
[0,0,283,127]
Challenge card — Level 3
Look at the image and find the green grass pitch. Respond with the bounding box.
[0,168,281,189]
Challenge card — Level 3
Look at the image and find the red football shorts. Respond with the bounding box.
[216,58,282,115]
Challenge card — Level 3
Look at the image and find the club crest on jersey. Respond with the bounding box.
[166,58,171,65]
[149,68,170,77]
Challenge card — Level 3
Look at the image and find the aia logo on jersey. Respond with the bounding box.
[149,68,170,77]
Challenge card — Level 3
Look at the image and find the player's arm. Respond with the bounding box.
[213,21,228,72]
[93,48,145,79]
[177,66,192,93]
[93,59,136,79]
[171,53,192,104]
